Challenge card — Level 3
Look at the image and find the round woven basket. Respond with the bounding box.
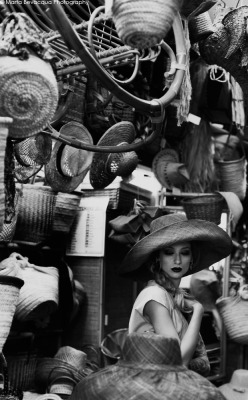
[0,55,58,139]
[0,275,24,353]
[112,0,183,49]
[181,193,225,225]
[216,296,248,344]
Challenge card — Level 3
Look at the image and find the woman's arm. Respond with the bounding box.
[144,299,204,366]
[180,300,204,366]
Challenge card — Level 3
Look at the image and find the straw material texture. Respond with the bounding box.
[0,55,58,139]
[0,276,24,353]
[216,295,248,344]
[215,156,247,201]
[90,121,137,189]
[119,214,232,281]
[181,193,225,225]
[70,333,226,400]
[112,0,183,49]
[13,185,81,243]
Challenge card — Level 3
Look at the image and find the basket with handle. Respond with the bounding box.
[216,294,248,344]
[181,193,225,225]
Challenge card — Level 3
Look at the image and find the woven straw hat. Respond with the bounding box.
[35,346,90,392]
[0,54,58,139]
[119,213,232,281]
[90,121,138,189]
[70,332,226,400]
[219,370,248,400]
[152,149,190,189]
[0,275,24,353]
[14,133,52,167]
[45,122,93,193]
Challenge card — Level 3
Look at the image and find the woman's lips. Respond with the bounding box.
[171,267,182,272]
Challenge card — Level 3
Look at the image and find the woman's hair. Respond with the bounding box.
[149,250,195,312]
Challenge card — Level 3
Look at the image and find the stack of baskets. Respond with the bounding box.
[13,184,82,243]
[181,193,225,225]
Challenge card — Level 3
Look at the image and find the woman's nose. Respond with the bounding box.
[174,254,181,264]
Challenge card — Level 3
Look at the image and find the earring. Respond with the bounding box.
[189,260,193,270]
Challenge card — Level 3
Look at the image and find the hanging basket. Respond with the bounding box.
[181,193,225,225]
[0,54,58,139]
[112,0,183,49]
[216,295,248,344]
[215,155,247,200]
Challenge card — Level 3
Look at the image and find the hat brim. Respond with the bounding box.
[45,122,93,193]
[119,219,232,281]
[219,384,247,400]
[90,121,136,189]
[35,358,89,391]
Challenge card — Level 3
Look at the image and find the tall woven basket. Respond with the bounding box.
[112,0,183,49]
[216,295,248,344]
[215,156,247,200]
[0,276,24,353]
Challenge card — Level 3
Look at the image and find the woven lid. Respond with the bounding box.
[45,122,93,193]
[90,121,138,189]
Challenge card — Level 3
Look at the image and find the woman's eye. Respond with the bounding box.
[181,251,191,256]
[163,250,174,256]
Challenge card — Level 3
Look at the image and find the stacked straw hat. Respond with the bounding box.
[35,346,92,393]
[152,148,190,189]
[45,122,93,193]
[70,332,226,400]
[90,121,138,189]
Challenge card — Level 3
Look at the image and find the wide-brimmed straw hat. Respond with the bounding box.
[119,213,232,281]
[89,121,138,189]
[70,332,226,400]
[35,346,91,392]
[45,122,93,193]
[218,369,248,400]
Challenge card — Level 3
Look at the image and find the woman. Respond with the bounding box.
[119,213,233,377]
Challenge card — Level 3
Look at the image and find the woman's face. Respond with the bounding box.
[159,241,192,283]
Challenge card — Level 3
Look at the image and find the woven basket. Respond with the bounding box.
[13,185,81,243]
[216,295,248,344]
[181,193,224,225]
[215,156,247,201]
[0,276,24,353]
[188,11,215,43]
[0,54,58,139]
[6,353,38,391]
[112,0,183,49]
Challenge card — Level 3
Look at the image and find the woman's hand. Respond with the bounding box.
[184,298,204,314]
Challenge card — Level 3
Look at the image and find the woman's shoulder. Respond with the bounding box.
[136,280,173,306]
